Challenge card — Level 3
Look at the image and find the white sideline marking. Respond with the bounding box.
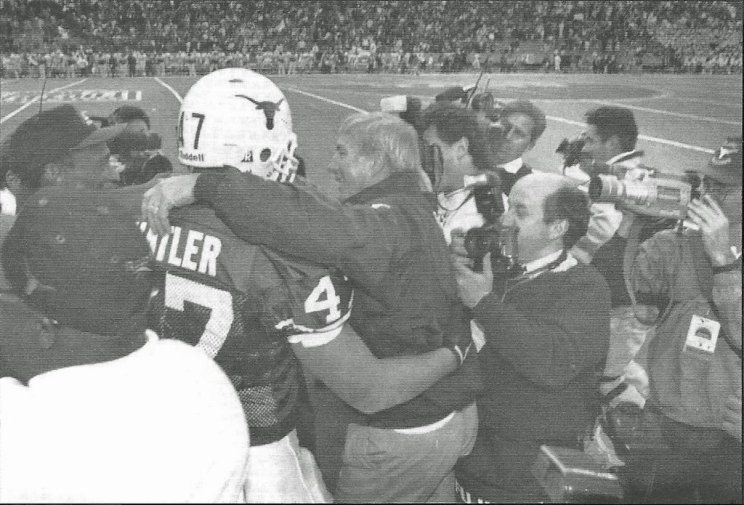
[665,96,743,107]
[0,79,87,124]
[589,100,742,126]
[545,115,715,154]
[284,87,368,113]
[154,77,183,103]
[285,87,715,154]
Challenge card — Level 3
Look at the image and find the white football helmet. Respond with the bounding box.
[177,68,298,181]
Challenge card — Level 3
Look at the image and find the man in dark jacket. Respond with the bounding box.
[452,173,611,502]
[142,112,481,503]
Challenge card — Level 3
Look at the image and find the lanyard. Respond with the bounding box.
[496,250,568,302]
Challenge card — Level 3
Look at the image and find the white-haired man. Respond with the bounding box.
[142,109,481,502]
[140,69,469,502]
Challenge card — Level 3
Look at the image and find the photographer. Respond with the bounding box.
[567,106,647,265]
[563,106,676,408]
[106,106,173,186]
[452,173,611,502]
[419,102,495,243]
[393,93,546,241]
[492,100,546,198]
[619,137,742,503]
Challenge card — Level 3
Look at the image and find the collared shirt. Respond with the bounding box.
[436,188,485,245]
[498,157,524,175]
[0,330,249,503]
[498,157,527,209]
[521,249,564,274]
[606,150,643,166]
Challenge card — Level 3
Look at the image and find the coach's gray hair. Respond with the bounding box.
[339,112,431,191]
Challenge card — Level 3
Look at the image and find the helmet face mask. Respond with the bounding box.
[177,68,299,181]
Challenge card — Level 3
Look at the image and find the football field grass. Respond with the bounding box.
[2,72,742,198]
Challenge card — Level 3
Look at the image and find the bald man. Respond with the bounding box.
[451,173,611,502]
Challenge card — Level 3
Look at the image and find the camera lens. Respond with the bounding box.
[588,174,621,200]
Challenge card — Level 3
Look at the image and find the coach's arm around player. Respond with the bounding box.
[291,323,461,415]
[144,110,481,502]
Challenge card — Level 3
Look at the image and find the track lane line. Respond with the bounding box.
[1,79,88,124]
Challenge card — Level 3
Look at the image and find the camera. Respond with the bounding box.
[464,222,519,275]
[588,165,700,220]
[556,137,587,168]
[460,173,520,275]
[532,445,623,503]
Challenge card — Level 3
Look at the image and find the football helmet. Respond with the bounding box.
[177,68,298,182]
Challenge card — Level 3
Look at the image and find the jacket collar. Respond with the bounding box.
[607,150,644,166]
[344,172,435,206]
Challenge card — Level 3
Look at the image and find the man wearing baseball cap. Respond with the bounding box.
[0,186,249,502]
[0,104,126,216]
[615,137,742,502]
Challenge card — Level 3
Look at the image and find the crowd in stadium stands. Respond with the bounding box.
[1,0,742,77]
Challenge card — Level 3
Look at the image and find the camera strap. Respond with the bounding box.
[623,218,659,325]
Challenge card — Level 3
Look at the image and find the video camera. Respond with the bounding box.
[588,164,701,220]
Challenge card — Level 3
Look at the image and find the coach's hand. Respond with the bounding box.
[142,174,199,235]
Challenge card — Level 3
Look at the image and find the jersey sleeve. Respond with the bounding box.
[260,269,354,348]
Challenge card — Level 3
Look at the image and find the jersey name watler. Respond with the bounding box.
[138,221,221,276]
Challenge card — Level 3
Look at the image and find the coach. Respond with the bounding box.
[451,173,611,502]
[143,112,481,503]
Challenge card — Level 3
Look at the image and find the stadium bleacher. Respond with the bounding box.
[1,0,741,77]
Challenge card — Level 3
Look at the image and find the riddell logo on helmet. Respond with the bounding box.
[179,150,204,162]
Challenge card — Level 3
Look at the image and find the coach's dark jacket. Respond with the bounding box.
[195,170,482,428]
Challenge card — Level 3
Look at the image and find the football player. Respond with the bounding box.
[141,68,464,502]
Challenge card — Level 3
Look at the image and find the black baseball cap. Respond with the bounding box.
[700,137,742,185]
[4,105,127,183]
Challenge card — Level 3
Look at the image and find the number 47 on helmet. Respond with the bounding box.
[177,68,299,182]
